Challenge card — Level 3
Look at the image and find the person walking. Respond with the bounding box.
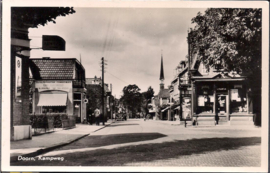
[87,108,93,125]
[94,107,100,126]
[113,112,116,122]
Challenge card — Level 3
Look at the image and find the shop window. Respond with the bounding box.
[230,88,247,113]
[42,106,66,113]
[196,85,214,114]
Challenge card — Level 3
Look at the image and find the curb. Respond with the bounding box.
[10,122,114,162]
[93,121,114,133]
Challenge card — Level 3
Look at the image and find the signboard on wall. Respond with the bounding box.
[35,81,72,92]
[198,96,205,106]
[42,35,66,51]
[231,89,239,101]
[15,56,22,101]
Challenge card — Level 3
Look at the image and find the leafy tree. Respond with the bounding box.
[120,85,143,118]
[190,8,262,125]
[11,7,76,28]
[141,86,155,117]
[86,86,102,112]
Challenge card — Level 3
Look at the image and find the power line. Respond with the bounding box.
[106,71,129,84]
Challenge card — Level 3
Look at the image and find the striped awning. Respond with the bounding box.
[37,93,67,106]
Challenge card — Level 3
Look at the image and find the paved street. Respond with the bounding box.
[11,119,261,166]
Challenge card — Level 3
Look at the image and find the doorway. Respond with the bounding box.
[74,101,81,123]
[216,94,229,122]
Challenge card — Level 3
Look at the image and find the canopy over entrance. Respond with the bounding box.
[37,93,67,106]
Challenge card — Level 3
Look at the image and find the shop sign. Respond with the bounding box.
[198,96,205,106]
[234,85,242,89]
[15,56,22,101]
[36,81,72,92]
[230,89,241,101]
[42,35,66,51]
[201,85,210,89]
[209,96,214,102]
[217,88,227,91]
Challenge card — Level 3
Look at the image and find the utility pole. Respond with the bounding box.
[188,29,191,84]
[101,57,105,125]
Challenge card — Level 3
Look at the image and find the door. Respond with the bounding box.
[217,94,229,121]
[74,101,81,123]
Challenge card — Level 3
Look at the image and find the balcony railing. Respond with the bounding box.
[73,80,86,88]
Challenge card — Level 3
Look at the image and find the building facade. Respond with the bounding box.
[30,58,87,123]
[177,53,255,126]
[190,60,254,125]
[85,76,113,121]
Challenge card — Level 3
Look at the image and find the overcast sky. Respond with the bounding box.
[29,8,206,98]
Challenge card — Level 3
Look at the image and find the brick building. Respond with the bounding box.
[10,7,75,140]
[29,58,87,123]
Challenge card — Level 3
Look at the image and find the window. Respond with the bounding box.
[196,85,214,114]
[230,87,247,113]
[42,106,66,113]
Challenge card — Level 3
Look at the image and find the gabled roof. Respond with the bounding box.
[158,89,170,98]
[30,58,76,80]
[178,67,188,77]
[192,72,246,81]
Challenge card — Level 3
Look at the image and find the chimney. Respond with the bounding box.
[110,84,112,92]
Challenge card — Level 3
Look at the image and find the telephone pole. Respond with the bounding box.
[101,57,105,125]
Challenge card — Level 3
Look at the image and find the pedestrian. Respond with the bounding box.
[87,108,93,125]
[113,112,116,122]
[94,107,100,126]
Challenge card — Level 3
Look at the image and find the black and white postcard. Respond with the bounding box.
[2,0,269,172]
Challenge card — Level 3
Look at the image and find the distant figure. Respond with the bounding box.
[87,108,93,125]
[113,112,116,122]
[94,107,100,126]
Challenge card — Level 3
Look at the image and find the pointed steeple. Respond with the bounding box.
[159,51,164,81]
[159,50,165,90]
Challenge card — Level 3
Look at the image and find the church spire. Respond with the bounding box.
[159,50,165,90]
[159,50,164,81]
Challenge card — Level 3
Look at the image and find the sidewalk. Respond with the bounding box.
[147,119,181,126]
[10,120,113,161]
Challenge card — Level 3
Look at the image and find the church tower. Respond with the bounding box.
[159,51,165,90]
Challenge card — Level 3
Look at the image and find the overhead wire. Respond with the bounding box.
[106,71,129,84]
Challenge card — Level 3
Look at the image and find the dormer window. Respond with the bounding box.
[202,64,209,74]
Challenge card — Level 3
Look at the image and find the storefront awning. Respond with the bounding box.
[161,107,170,112]
[174,106,180,110]
[37,93,67,106]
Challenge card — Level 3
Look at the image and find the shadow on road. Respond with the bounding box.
[12,137,261,166]
[109,123,140,127]
[55,132,167,150]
